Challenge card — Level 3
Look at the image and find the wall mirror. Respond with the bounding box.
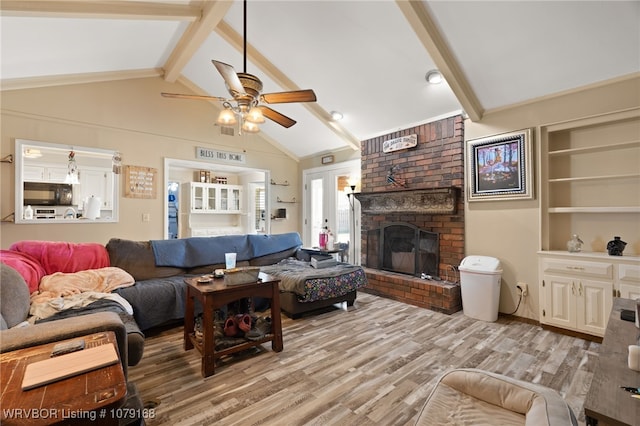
[14,139,119,224]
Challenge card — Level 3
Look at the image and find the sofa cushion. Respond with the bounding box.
[106,238,185,281]
[9,240,109,275]
[0,250,46,293]
[416,368,577,426]
[0,264,31,328]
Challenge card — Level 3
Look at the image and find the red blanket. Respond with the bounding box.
[9,240,110,276]
[0,250,46,293]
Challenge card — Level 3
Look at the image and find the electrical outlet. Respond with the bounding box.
[517,282,528,297]
[142,213,150,223]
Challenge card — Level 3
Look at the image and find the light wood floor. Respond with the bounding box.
[129,292,599,426]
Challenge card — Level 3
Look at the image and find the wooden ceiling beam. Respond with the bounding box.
[163,1,232,83]
[216,21,361,151]
[0,1,199,21]
[396,0,484,122]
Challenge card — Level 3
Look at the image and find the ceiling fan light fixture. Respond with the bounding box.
[425,69,443,84]
[217,108,237,125]
[241,120,260,133]
[246,106,265,124]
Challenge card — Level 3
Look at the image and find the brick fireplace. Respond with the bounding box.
[356,115,464,314]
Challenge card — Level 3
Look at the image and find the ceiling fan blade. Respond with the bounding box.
[259,106,297,128]
[261,89,317,104]
[212,60,246,96]
[161,92,225,102]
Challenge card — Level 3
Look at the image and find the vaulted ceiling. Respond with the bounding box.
[2,1,638,160]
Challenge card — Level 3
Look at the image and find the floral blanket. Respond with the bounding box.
[260,258,367,302]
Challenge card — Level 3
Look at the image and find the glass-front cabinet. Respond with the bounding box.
[220,186,241,212]
[189,183,217,212]
[184,182,242,214]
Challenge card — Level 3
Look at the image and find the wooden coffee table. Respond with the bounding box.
[0,332,127,425]
[184,272,283,377]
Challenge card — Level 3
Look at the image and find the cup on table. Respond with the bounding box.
[225,253,237,269]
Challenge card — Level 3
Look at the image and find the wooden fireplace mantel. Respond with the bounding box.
[354,187,458,214]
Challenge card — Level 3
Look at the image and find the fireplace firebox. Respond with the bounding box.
[365,222,439,277]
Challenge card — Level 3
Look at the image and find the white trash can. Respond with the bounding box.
[459,256,503,321]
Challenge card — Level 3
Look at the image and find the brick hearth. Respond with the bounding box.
[360,268,462,314]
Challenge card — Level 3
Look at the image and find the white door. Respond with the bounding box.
[303,160,360,263]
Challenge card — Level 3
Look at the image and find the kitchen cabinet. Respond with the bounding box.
[23,165,69,183]
[618,263,640,300]
[539,252,639,337]
[183,182,242,214]
[76,168,114,209]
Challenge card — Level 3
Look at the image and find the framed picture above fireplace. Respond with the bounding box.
[466,128,533,201]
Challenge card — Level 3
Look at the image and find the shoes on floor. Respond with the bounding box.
[254,316,272,336]
[237,314,252,333]
[224,317,238,337]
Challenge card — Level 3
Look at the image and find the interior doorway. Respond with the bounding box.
[163,158,270,240]
[167,181,179,239]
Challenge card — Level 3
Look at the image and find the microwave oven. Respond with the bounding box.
[23,182,73,206]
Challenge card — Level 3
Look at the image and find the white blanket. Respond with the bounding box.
[29,291,133,321]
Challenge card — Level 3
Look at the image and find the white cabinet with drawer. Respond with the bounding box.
[538,251,639,337]
[618,263,640,300]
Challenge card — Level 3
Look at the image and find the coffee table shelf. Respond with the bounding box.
[184,273,283,377]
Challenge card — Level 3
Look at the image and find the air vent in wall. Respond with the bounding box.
[220,126,235,136]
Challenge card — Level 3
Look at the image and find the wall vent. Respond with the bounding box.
[220,126,235,136]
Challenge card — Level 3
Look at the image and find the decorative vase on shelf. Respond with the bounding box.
[567,234,583,253]
[606,236,626,256]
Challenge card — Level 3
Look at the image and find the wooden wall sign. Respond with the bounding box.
[383,134,418,153]
[124,165,157,199]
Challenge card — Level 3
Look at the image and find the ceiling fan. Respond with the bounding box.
[161,0,317,133]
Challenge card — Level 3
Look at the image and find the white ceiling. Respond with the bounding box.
[2,1,639,160]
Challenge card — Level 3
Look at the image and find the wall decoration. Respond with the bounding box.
[386,165,407,188]
[124,165,157,199]
[466,129,533,201]
[383,134,417,153]
[321,155,334,164]
[196,146,246,164]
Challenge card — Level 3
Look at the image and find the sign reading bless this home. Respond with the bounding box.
[196,147,246,164]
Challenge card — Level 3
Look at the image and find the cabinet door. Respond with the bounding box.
[219,186,229,211]
[230,187,242,212]
[575,279,612,336]
[618,264,640,299]
[619,284,640,300]
[219,186,242,212]
[542,275,576,329]
[23,165,45,182]
[191,184,206,212]
[204,186,217,211]
[79,169,112,208]
[23,165,68,183]
[46,166,70,183]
